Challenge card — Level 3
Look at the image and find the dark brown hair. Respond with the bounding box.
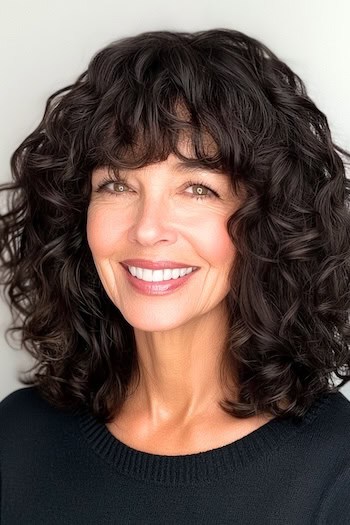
[1,28,349,422]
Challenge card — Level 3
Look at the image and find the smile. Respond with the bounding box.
[126,265,194,282]
[120,264,199,296]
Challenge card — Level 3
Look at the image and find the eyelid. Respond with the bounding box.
[183,179,219,198]
[95,174,128,192]
[95,175,220,199]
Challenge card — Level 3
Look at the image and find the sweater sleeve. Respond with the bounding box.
[316,464,350,524]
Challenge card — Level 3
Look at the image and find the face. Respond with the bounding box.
[87,150,241,333]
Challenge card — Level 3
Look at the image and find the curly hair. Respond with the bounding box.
[1,28,349,422]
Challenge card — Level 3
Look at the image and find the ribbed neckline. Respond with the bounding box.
[78,392,333,486]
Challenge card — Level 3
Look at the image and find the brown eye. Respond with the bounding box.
[96,178,130,195]
[112,183,128,193]
[184,181,219,200]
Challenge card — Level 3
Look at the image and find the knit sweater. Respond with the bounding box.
[0,386,349,524]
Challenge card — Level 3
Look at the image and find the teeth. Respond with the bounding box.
[127,266,194,282]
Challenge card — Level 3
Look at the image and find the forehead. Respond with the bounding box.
[92,152,227,179]
[92,130,222,176]
[120,130,219,165]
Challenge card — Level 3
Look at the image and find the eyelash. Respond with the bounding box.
[95,176,220,201]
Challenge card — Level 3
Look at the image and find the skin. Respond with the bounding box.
[87,144,274,455]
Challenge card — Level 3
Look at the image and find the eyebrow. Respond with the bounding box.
[93,160,226,178]
[173,160,226,176]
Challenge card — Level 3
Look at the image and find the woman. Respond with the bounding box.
[0,28,349,524]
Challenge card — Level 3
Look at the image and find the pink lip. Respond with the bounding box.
[121,259,199,270]
[121,264,198,296]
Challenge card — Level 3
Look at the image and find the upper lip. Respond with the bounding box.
[121,259,199,270]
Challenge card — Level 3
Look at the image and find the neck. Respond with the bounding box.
[123,301,235,426]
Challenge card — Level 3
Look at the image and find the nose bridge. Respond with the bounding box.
[129,182,176,244]
[139,184,168,222]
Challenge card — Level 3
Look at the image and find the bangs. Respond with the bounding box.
[83,34,251,193]
[93,98,223,172]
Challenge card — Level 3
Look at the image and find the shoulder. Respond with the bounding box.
[0,386,42,420]
[0,385,44,410]
[322,389,350,416]
[305,391,350,522]
[318,390,350,432]
[305,391,350,451]
[0,387,47,440]
[314,391,350,522]
[0,386,77,451]
[0,386,51,427]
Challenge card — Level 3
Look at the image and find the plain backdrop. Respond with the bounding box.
[0,0,349,401]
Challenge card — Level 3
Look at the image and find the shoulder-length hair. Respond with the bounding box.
[1,28,349,422]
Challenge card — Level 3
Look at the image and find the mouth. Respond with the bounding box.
[120,263,199,295]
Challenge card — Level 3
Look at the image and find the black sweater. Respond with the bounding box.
[0,386,350,524]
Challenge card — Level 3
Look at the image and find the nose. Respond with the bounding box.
[127,194,177,246]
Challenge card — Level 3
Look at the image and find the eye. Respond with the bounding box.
[94,177,220,200]
[95,176,130,195]
[184,180,219,200]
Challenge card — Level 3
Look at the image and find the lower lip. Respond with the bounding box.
[120,265,198,295]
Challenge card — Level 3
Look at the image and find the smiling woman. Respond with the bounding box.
[0,28,350,524]
[87,151,239,323]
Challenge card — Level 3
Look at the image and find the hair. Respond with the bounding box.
[1,28,349,422]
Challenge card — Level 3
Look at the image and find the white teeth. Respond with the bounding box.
[127,266,194,282]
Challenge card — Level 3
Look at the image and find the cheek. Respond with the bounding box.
[192,215,235,267]
[86,207,125,257]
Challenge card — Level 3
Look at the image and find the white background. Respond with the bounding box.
[1,0,349,400]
